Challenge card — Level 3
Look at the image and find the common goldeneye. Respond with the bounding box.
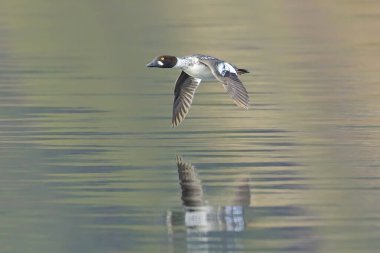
[146,54,250,127]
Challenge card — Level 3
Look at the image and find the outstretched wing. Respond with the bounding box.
[172,71,201,127]
[199,59,249,109]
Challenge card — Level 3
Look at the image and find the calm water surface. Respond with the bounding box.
[1,1,380,253]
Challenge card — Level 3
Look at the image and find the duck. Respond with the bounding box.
[146,54,250,127]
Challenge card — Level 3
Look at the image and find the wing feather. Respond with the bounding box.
[199,59,249,109]
[172,71,201,127]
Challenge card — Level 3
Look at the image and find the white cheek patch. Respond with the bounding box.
[157,61,164,66]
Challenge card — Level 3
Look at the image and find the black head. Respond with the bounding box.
[146,55,177,68]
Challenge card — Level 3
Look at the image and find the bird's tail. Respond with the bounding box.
[237,68,250,75]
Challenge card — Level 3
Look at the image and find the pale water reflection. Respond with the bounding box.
[168,156,248,252]
[167,156,316,253]
[1,0,380,253]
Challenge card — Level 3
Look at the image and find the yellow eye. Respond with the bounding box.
[160,57,165,61]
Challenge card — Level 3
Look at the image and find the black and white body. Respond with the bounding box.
[146,54,250,127]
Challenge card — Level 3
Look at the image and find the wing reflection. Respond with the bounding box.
[166,155,251,252]
[176,155,205,208]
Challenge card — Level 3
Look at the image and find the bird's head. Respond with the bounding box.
[146,55,177,68]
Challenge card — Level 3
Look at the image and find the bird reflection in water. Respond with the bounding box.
[166,156,251,252]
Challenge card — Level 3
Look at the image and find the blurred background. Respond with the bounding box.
[1,0,379,252]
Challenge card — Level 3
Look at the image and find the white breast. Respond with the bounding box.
[184,63,215,80]
[175,56,217,80]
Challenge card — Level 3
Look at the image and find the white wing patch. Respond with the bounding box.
[217,62,237,76]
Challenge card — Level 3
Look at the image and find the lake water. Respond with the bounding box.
[1,1,380,252]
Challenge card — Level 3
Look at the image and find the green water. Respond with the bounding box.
[1,0,380,252]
